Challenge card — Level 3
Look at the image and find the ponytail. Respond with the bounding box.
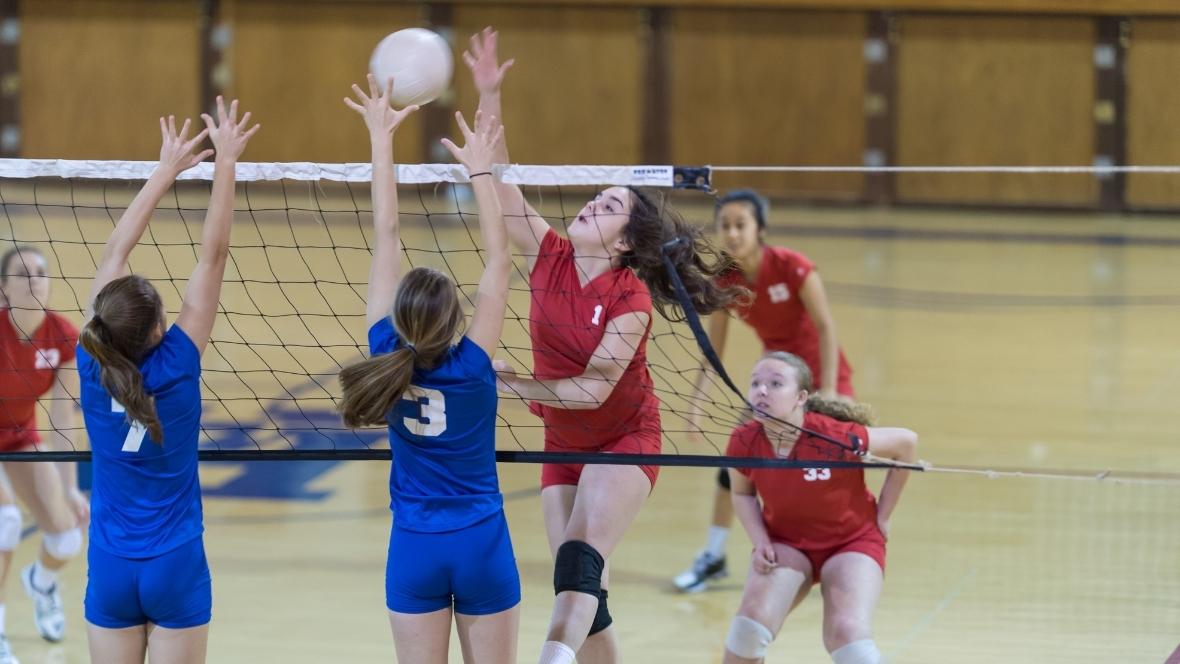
[80,314,164,441]
[338,347,417,428]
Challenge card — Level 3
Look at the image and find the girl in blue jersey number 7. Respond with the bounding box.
[337,75,518,664]
[76,98,257,663]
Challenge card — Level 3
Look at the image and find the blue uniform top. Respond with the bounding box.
[78,325,203,559]
[368,318,503,533]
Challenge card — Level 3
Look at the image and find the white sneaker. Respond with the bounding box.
[21,565,64,643]
[672,551,728,593]
[0,633,20,664]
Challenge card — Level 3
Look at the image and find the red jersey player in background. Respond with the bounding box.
[463,28,741,664]
[676,189,856,593]
[722,351,916,664]
[0,245,90,661]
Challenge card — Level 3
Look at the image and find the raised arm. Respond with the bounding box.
[174,97,260,354]
[86,116,213,319]
[494,311,649,409]
[440,111,508,357]
[465,27,549,271]
[345,75,419,328]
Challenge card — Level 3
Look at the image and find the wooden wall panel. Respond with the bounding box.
[21,0,201,159]
[896,16,1097,206]
[225,0,423,163]
[452,6,642,165]
[1126,19,1180,209]
[668,10,866,198]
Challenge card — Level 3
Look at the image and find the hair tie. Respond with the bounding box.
[468,171,492,180]
[403,342,418,357]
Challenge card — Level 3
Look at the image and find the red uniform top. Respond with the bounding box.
[726,413,877,551]
[528,230,661,448]
[717,246,854,395]
[0,308,78,450]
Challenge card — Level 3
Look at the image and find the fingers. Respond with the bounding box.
[351,83,370,104]
[242,123,261,140]
[453,110,474,138]
[462,50,476,70]
[343,97,364,114]
[439,137,462,162]
[498,58,515,78]
[384,76,394,100]
[167,115,177,138]
[236,111,252,132]
[159,116,168,142]
[216,95,227,122]
[366,73,380,100]
[184,127,210,153]
[229,98,239,124]
[200,113,215,132]
[469,32,483,60]
[194,148,215,163]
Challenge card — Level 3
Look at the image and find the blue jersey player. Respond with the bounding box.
[76,100,258,663]
[337,75,517,664]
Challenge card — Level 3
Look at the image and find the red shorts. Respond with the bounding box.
[776,526,886,584]
[540,429,662,490]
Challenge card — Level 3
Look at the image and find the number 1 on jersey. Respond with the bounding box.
[591,304,603,326]
[112,399,149,453]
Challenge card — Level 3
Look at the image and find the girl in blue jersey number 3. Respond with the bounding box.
[76,99,258,663]
[338,75,519,664]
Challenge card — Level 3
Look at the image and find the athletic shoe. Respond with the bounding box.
[0,634,19,664]
[21,565,64,643]
[672,551,727,593]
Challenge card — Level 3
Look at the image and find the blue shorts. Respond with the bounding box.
[386,510,520,616]
[85,537,212,629]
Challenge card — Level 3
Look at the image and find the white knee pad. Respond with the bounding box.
[43,527,82,560]
[0,505,21,551]
[831,639,881,664]
[726,615,773,659]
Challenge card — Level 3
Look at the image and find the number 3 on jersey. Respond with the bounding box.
[112,398,149,453]
[403,386,447,437]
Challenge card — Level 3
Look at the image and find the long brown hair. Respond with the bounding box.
[620,187,745,322]
[79,275,166,442]
[339,267,467,428]
[762,351,875,426]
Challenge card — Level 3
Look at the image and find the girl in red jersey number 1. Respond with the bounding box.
[723,352,916,664]
[462,27,741,664]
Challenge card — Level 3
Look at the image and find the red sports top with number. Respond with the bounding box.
[726,413,877,550]
[717,246,854,395]
[528,230,661,448]
[0,308,78,450]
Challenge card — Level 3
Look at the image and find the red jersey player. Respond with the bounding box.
[0,245,90,657]
[722,352,916,664]
[677,189,856,594]
[463,27,740,664]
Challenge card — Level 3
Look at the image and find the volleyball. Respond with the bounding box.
[368,28,453,107]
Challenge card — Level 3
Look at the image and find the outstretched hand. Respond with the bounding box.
[440,110,504,176]
[464,27,514,95]
[344,74,419,138]
[201,96,261,163]
[158,115,213,176]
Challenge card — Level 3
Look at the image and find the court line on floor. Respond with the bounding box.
[885,567,977,662]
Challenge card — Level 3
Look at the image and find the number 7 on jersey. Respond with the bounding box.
[112,398,149,453]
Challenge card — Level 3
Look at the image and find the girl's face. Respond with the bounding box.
[716,201,762,261]
[1,251,50,310]
[748,357,807,423]
[568,186,633,255]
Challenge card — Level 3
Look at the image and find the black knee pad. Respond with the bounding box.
[553,540,604,597]
[717,467,731,491]
[589,589,613,635]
